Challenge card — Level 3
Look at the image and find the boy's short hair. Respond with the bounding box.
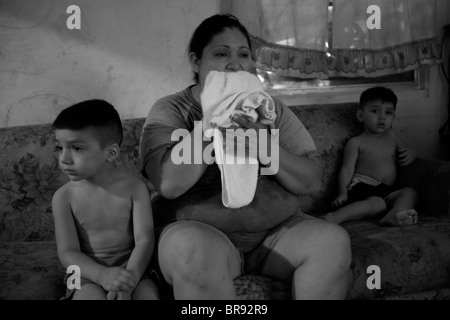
[52,99,123,147]
[359,87,398,110]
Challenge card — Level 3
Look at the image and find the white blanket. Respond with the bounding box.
[200,71,276,208]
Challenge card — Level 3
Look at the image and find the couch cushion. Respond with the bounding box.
[345,216,450,299]
[234,275,289,300]
[236,216,450,300]
[0,240,290,300]
[1,215,450,300]
[0,125,67,242]
[0,241,66,300]
[0,120,148,242]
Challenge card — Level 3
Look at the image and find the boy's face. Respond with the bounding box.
[54,128,111,181]
[357,99,395,135]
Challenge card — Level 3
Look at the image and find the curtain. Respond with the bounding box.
[222,0,441,78]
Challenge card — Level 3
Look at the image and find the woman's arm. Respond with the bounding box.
[268,143,323,196]
[143,121,212,199]
[232,115,322,196]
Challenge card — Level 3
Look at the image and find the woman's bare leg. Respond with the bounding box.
[260,218,352,300]
[158,221,241,299]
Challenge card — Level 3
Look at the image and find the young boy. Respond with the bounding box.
[324,87,419,226]
[51,99,158,300]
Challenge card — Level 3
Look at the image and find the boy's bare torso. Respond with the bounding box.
[64,172,136,258]
[354,130,397,186]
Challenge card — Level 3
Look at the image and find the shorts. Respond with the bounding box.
[346,183,404,207]
[347,182,394,203]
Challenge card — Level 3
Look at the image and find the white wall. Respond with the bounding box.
[0,0,220,126]
[1,0,449,159]
[396,0,450,160]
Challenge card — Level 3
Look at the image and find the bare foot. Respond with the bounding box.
[379,209,418,226]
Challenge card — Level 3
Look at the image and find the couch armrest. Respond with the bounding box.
[397,158,450,218]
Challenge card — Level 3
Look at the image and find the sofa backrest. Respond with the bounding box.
[289,103,361,213]
[0,119,147,242]
[0,103,360,242]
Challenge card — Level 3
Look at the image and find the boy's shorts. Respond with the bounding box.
[347,182,403,205]
[347,182,394,203]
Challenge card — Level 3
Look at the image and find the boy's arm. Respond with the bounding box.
[394,132,417,166]
[52,187,135,292]
[336,138,359,199]
[125,178,155,285]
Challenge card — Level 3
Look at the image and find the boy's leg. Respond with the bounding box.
[132,278,159,300]
[325,196,386,224]
[379,187,418,226]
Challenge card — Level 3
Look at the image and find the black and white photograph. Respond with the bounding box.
[0,0,449,309]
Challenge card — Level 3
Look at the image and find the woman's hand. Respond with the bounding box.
[230,114,272,162]
[231,114,322,196]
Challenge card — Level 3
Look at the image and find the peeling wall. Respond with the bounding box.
[0,0,219,126]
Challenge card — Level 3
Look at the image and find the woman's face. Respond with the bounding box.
[191,27,254,89]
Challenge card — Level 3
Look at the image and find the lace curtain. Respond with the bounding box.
[221,0,441,78]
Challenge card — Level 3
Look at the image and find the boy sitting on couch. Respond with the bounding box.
[325,87,419,226]
[51,99,158,300]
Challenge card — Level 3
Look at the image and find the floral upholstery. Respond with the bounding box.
[0,241,65,300]
[1,103,449,300]
[345,216,450,299]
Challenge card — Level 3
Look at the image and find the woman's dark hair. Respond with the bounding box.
[188,13,252,83]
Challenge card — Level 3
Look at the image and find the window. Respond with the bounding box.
[255,0,418,97]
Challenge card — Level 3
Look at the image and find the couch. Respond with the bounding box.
[1,103,450,300]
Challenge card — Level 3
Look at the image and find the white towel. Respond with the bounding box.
[200,71,276,208]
